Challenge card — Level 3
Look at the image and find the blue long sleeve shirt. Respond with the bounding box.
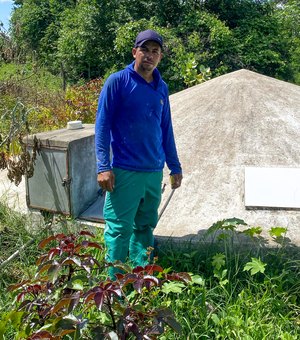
[95,62,182,174]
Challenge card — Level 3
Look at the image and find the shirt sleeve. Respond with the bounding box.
[95,74,120,173]
[161,89,182,175]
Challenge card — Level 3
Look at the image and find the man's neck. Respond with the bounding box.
[134,65,154,83]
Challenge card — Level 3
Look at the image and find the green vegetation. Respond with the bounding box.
[0,63,63,92]
[0,207,299,339]
[158,230,300,339]
[0,1,300,338]
[0,201,49,309]
[1,0,299,92]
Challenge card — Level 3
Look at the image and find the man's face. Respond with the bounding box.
[132,41,163,73]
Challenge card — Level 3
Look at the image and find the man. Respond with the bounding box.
[95,29,182,278]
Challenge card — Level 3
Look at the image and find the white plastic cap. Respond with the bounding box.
[67,120,83,130]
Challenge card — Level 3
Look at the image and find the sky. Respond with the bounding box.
[0,0,14,32]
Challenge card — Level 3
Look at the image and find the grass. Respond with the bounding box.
[157,236,300,339]
[0,202,299,339]
[0,62,63,93]
[0,201,48,309]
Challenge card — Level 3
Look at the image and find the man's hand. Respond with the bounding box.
[97,170,115,192]
[170,173,183,189]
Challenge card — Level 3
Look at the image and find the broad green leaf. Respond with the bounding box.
[220,279,229,286]
[243,258,266,275]
[269,227,287,238]
[69,279,84,290]
[242,227,262,237]
[161,282,185,294]
[69,274,89,283]
[222,217,247,226]
[191,275,205,286]
[183,250,198,259]
[207,218,247,234]
[220,269,228,280]
[207,220,225,234]
[55,315,80,336]
[212,253,226,270]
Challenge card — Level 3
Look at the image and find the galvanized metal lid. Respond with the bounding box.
[24,124,95,148]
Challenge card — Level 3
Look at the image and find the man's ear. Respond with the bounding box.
[132,47,137,59]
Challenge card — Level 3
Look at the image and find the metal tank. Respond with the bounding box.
[25,123,104,221]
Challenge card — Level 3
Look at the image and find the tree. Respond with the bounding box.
[274,0,300,83]
[57,0,120,82]
[7,0,300,89]
[202,0,273,28]
[11,0,53,55]
[233,14,287,77]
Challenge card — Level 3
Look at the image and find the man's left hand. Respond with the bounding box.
[170,173,183,189]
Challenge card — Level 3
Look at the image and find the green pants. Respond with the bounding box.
[103,168,163,278]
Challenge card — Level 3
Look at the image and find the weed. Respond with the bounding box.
[157,218,300,339]
[0,210,299,339]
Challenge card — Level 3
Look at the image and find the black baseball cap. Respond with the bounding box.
[134,29,163,49]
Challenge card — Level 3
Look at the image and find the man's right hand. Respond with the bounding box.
[97,170,115,192]
[170,173,183,189]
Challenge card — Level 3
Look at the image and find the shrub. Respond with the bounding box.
[65,78,103,124]
[2,230,190,339]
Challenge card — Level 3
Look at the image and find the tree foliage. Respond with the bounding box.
[4,0,300,91]
[274,0,300,82]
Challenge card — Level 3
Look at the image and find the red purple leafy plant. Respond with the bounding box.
[7,230,190,339]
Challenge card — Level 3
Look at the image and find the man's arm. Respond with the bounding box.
[161,90,183,189]
[95,74,120,191]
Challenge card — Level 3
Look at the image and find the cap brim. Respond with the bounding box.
[135,39,163,49]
